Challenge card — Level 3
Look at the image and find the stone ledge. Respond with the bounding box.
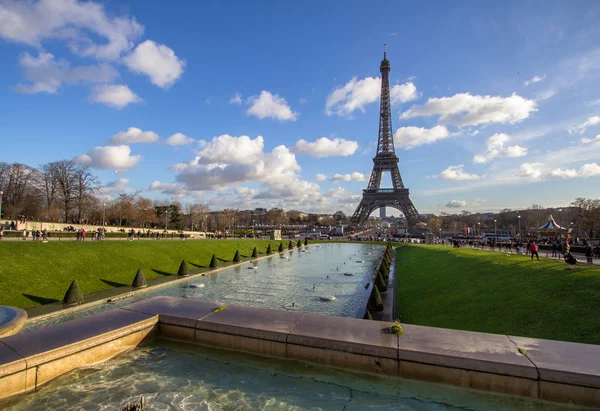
[197,305,307,343]
[511,336,600,389]
[287,314,398,359]
[0,308,157,367]
[122,296,217,329]
[0,342,26,377]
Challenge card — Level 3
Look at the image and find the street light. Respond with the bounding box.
[165,209,169,233]
[477,221,480,237]
[558,208,563,234]
[102,203,106,228]
[517,215,521,238]
[0,190,3,221]
[494,219,497,240]
[232,218,235,239]
[252,219,255,238]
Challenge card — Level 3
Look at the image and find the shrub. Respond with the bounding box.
[132,268,147,288]
[304,237,309,246]
[214,305,226,313]
[63,280,84,305]
[367,285,384,312]
[266,244,273,255]
[376,272,387,292]
[297,240,302,248]
[233,250,241,263]
[363,310,373,320]
[391,320,404,336]
[177,260,189,277]
[209,254,218,269]
[278,242,284,252]
[288,240,293,250]
[252,247,258,258]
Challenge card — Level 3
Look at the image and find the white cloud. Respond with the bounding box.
[316,173,327,182]
[229,92,242,104]
[581,135,600,145]
[390,82,420,105]
[89,84,142,109]
[123,40,185,88]
[393,125,450,149]
[325,77,380,116]
[292,137,358,157]
[524,74,546,87]
[98,178,130,198]
[326,77,420,117]
[148,181,189,197]
[75,145,141,171]
[0,0,144,60]
[550,163,600,179]
[401,92,537,127]
[470,199,487,207]
[330,172,368,183]
[166,133,194,146]
[572,116,600,134]
[446,200,467,208]
[195,135,265,165]
[439,165,480,181]
[13,51,118,94]
[472,133,528,163]
[246,91,297,121]
[107,127,159,145]
[235,186,260,200]
[518,162,544,181]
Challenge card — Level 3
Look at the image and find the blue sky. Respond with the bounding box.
[1,0,600,216]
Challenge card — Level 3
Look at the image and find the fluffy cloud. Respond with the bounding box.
[148,181,189,197]
[123,40,185,88]
[246,91,297,121]
[325,77,380,116]
[325,77,420,117]
[524,74,546,87]
[316,173,327,181]
[393,125,450,149]
[13,51,118,94]
[89,84,142,109]
[439,165,480,181]
[330,172,368,183]
[581,135,600,145]
[401,92,537,127]
[0,0,144,60]
[550,163,600,179]
[98,178,130,198]
[473,133,528,163]
[446,200,467,208]
[107,127,159,145]
[229,92,242,104]
[195,135,265,165]
[166,133,194,146]
[572,116,600,134]
[292,137,358,157]
[75,145,141,171]
[390,82,420,105]
[518,162,544,181]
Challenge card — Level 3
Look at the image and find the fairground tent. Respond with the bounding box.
[538,215,564,231]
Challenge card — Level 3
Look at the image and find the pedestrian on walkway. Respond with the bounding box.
[22,229,27,241]
[585,243,593,264]
[530,242,540,261]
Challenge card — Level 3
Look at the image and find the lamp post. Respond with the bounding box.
[165,209,169,233]
[494,219,497,240]
[252,219,255,238]
[477,221,481,237]
[517,215,521,239]
[570,222,574,238]
[232,218,235,239]
[0,190,3,221]
[558,208,563,235]
[102,203,106,228]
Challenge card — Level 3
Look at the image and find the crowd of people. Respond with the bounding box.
[445,237,598,265]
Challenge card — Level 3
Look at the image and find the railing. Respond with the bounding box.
[363,188,399,193]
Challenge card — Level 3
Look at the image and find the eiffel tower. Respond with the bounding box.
[351,45,419,226]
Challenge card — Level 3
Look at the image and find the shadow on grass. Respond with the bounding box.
[188,262,206,269]
[22,293,59,305]
[100,279,128,288]
[152,269,174,276]
[240,254,249,258]
[216,257,228,263]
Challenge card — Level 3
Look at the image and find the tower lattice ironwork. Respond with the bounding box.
[351,45,419,226]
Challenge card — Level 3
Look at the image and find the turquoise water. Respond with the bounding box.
[1,341,578,410]
[25,243,384,331]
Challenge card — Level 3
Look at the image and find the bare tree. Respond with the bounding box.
[187,203,210,231]
[74,165,100,222]
[51,160,78,222]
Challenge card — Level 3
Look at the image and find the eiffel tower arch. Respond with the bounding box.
[351,45,419,226]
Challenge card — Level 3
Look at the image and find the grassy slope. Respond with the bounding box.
[0,240,282,308]
[395,245,600,345]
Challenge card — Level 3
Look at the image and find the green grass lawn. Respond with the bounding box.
[395,245,600,345]
[0,240,283,309]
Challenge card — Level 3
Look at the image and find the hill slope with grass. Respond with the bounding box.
[0,240,281,308]
[395,245,600,345]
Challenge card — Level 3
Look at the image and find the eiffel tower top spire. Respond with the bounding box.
[377,44,394,156]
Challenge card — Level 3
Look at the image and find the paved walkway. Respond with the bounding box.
[459,244,598,266]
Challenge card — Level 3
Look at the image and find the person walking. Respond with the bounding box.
[585,243,593,264]
[530,241,540,261]
[22,229,27,241]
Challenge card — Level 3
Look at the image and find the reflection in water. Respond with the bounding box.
[1,342,575,411]
[25,243,384,331]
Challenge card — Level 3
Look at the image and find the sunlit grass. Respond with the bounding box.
[395,245,600,345]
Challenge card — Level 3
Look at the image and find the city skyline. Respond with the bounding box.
[1,1,600,216]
